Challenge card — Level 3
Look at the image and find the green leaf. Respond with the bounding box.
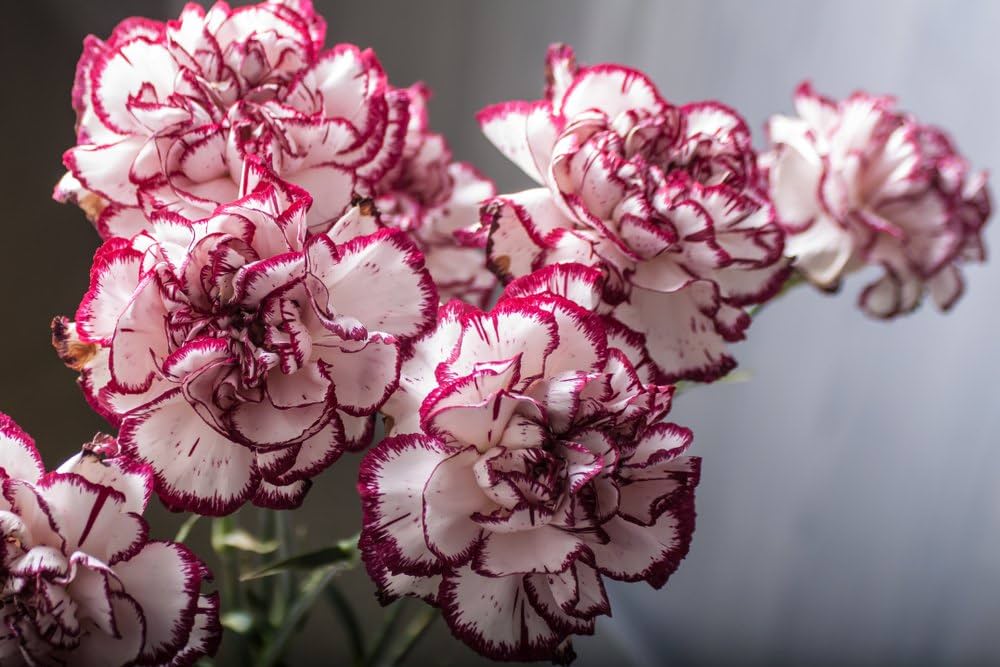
[366,599,409,667]
[174,514,200,543]
[718,369,753,385]
[217,529,279,555]
[675,368,753,396]
[325,582,365,666]
[221,610,255,634]
[241,536,359,582]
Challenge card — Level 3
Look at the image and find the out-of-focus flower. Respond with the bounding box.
[0,417,219,666]
[361,270,699,663]
[478,44,788,383]
[764,82,991,317]
[55,0,408,238]
[54,165,437,515]
[376,84,497,307]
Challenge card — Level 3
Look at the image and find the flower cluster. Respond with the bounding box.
[55,164,437,515]
[360,264,700,662]
[763,83,990,317]
[56,0,407,237]
[40,1,993,662]
[479,44,789,383]
[0,415,218,666]
[55,0,495,310]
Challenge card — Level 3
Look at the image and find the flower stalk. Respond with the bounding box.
[382,607,439,667]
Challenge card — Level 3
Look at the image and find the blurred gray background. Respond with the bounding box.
[3,1,999,664]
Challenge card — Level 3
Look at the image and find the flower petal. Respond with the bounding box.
[482,189,575,282]
[441,299,559,385]
[0,413,44,484]
[359,434,457,577]
[318,336,400,416]
[252,479,310,510]
[306,230,437,339]
[76,246,143,344]
[269,420,345,484]
[560,64,664,119]
[502,262,604,311]
[421,446,490,564]
[473,526,587,577]
[119,390,258,516]
[589,497,697,588]
[113,541,208,664]
[55,450,153,516]
[439,567,569,663]
[613,283,739,383]
[109,274,170,393]
[476,101,557,185]
[70,593,146,667]
[382,301,469,435]
[36,473,146,564]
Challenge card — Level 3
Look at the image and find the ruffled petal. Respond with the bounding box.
[36,473,147,564]
[613,283,740,383]
[502,262,604,311]
[439,567,570,663]
[69,593,146,667]
[482,189,575,282]
[108,274,170,393]
[560,64,665,119]
[476,102,557,185]
[382,301,468,434]
[306,230,437,339]
[119,390,258,516]
[359,434,457,576]
[318,337,400,416]
[56,448,153,515]
[473,526,587,577]
[421,447,490,564]
[441,299,559,385]
[0,414,44,483]
[113,541,209,664]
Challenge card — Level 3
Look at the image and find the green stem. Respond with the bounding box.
[212,515,252,663]
[382,606,438,666]
[211,517,240,608]
[257,509,276,635]
[325,582,366,666]
[268,511,293,629]
[255,566,339,667]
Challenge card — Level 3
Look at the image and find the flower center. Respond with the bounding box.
[474,446,568,514]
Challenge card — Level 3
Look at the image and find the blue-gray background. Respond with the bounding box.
[3,1,998,664]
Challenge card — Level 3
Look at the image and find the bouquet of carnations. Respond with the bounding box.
[0,1,987,664]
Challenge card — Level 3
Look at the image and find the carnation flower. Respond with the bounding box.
[763,82,991,317]
[478,44,789,383]
[360,268,700,662]
[55,0,408,238]
[376,84,497,307]
[53,165,437,515]
[0,416,219,665]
